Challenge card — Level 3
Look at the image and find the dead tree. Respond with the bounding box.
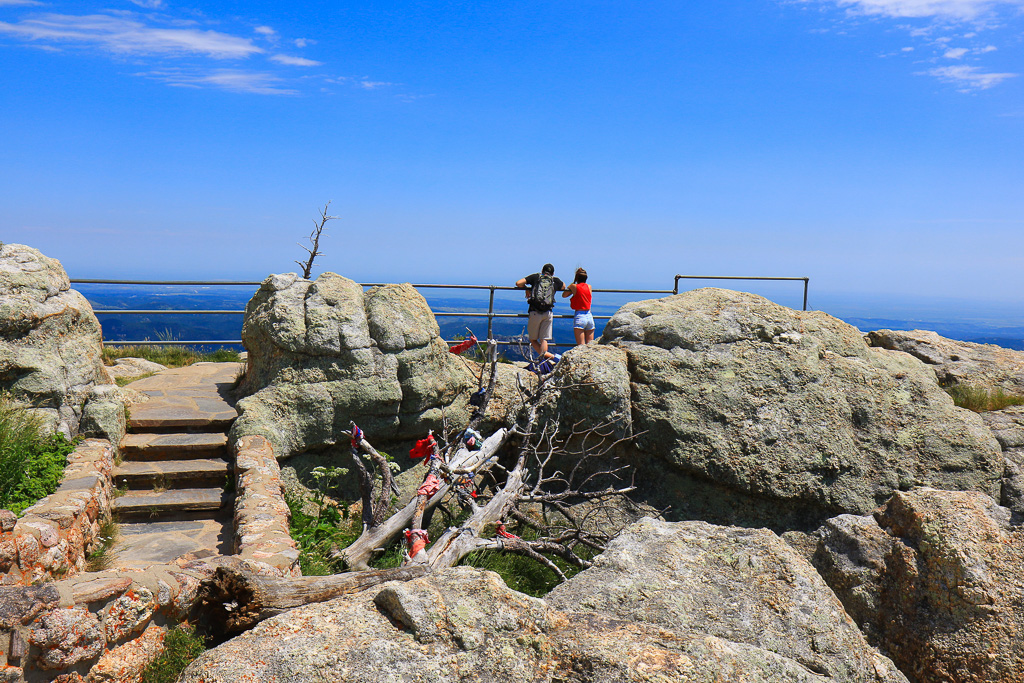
[295,201,338,279]
[200,349,636,631]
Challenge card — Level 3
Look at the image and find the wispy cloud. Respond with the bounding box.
[832,0,1024,19]
[943,46,969,57]
[359,80,394,89]
[927,64,1017,89]
[0,0,43,6]
[128,0,165,9]
[144,68,297,95]
[293,38,314,48]
[0,13,263,57]
[254,25,275,36]
[270,53,321,66]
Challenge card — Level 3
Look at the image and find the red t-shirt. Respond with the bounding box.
[570,283,592,311]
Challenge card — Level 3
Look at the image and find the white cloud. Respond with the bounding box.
[128,0,166,8]
[0,13,263,58]
[0,0,42,5]
[943,46,969,57]
[144,68,296,94]
[359,80,393,89]
[928,64,1017,89]
[902,45,915,50]
[978,44,997,51]
[270,53,322,66]
[293,37,314,48]
[832,0,1024,20]
[254,25,275,36]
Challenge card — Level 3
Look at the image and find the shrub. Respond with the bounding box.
[284,466,358,575]
[0,396,74,514]
[945,383,1024,413]
[140,624,206,683]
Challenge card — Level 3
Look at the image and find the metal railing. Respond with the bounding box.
[71,275,808,349]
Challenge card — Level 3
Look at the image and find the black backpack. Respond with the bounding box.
[530,274,556,312]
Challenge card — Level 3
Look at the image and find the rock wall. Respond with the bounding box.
[556,288,1003,523]
[1,439,114,585]
[232,273,514,457]
[232,436,300,575]
[0,243,123,442]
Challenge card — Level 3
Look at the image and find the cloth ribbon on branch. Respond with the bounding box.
[449,334,478,355]
[462,428,483,450]
[495,522,519,540]
[404,528,430,557]
[409,433,436,462]
[350,423,363,451]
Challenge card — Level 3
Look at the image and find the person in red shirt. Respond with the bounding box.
[562,267,594,345]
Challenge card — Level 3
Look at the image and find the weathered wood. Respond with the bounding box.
[336,428,509,570]
[198,564,430,636]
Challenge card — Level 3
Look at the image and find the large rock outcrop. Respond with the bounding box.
[982,406,1024,517]
[813,488,1024,683]
[583,288,1002,522]
[0,243,122,440]
[232,273,520,457]
[179,518,906,682]
[867,328,1024,393]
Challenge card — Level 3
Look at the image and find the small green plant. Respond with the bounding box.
[86,518,120,572]
[103,345,240,369]
[945,383,1024,413]
[115,372,155,387]
[140,624,207,683]
[0,396,75,515]
[285,465,359,575]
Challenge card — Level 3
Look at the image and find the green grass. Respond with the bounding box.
[140,624,206,683]
[103,345,240,369]
[459,523,593,597]
[284,488,360,575]
[0,395,75,515]
[945,383,1024,413]
[86,518,120,572]
[115,372,155,387]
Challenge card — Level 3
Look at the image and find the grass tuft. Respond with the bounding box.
[945,383,1024,413]
[103,345,240,369]
[0,395,74,514]
[141,624,207,683]
[115,372,155,387]
[86,518,120,572]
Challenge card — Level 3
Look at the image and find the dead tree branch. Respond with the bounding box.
[295,201,338,279]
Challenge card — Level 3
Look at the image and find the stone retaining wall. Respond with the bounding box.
[0,556,225,682]
[1,439,114,586]
[232,436,300,576]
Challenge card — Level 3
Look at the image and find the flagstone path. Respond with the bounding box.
[111,363,242,568]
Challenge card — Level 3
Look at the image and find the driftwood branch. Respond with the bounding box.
[198,564,429,637]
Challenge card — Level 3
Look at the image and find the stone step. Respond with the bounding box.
[113,459,231,489]
[113,488,229,520]
[127,400,237,431]
[126,363,241,431]
[120,432,229,461]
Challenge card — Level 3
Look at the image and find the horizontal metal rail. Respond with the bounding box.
[73,274,808,347]
[674,275,809,311]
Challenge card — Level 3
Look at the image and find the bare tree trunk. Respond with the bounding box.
[335,428,509,570]
[198,564,429,637]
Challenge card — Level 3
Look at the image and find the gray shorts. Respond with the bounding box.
[528,310,553,340]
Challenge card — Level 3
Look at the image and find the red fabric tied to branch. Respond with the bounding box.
[448,335,477,355]
[496,522,519,540]
[409,435,436,460]
[416,473,442,498]
[404,529,430,557]
[350,424,363,450]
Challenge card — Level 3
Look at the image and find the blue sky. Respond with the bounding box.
[1,0,1022,311]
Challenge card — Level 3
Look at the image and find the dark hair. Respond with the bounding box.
[574,267,588,284]
[541,263,555,275]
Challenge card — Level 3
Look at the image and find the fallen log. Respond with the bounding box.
[197,564,430,637]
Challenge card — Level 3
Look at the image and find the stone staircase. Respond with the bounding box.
[111,363,242,567]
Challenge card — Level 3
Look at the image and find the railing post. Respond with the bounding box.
[673,275,680,295]
[803,278,809,311]
[487,287,495,340]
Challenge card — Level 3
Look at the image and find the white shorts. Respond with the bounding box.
[528,311,553,340]
[573,310,595,331]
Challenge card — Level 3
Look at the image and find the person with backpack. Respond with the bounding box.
[562,267,594,345]
[515,263,564,360]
